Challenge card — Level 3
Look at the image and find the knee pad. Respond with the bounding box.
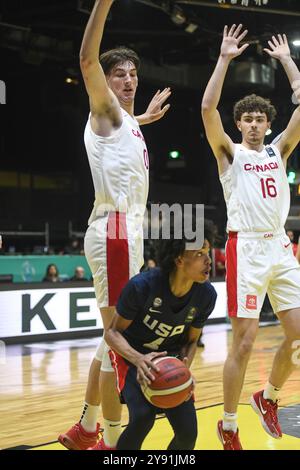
[94,337,106,362]
[100,342,114,373]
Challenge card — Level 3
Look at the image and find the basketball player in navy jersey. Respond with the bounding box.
[105,222,217,450]
[202,26,300,450]
[58,0,171,451]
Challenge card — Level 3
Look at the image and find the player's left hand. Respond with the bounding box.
[264,34,291,61]
[182,356,195,401]
[136,88,171,125]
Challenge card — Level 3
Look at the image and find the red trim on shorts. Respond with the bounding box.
[109,349,129,395]
[226,231,238,317]
[106,212,130,306]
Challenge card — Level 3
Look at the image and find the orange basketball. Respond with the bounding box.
[141,356,193,409]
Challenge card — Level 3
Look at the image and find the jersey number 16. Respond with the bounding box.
[260,177,277,199]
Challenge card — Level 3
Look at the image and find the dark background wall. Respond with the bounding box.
[1,0,300,251]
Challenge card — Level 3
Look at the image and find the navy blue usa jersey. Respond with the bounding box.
[116,268,217,355]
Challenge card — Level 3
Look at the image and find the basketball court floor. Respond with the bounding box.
[1,324,299,450]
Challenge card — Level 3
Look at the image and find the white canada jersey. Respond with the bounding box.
[84,109,149,225]
[220,144,290,232]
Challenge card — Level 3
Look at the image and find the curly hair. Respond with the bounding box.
[155,219,216,275]
[100,47,140,76]
[233,94,277,123]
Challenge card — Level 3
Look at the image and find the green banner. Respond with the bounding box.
[0,255,92,283]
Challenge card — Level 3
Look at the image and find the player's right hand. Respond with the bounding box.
[135,351,167,386]
[220,24,249,60]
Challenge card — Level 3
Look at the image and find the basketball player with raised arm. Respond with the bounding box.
[201,25,300,450]
[105,222,217,450]
[58,0,171,451]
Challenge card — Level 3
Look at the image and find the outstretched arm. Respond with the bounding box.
[265,35,300,161]
[136,88,171,126]
[80,0,121,127]
[201,24,249,174]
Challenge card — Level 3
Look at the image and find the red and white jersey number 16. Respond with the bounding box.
[260,177,277,199]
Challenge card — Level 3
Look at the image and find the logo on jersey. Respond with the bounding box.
[132,129,145,142]
[149,307,162,314]
[246,295,257,310]
[265,146,276,158]
[143,315,185,338]
[185,307,198,323]
[264,233,273,239]
[244,162,278,173]
[153,297,162,308]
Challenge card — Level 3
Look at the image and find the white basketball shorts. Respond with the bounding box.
[84,211,144,308]
[226,229,300,319]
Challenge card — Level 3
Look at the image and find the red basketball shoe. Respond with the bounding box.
[58,422,100,450]
[217,420,243,450]
[250,390,282,438]
[88,437,116,451]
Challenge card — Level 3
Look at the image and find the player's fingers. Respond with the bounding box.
[149,351,167,371]
[268,40,276,50]
[228,24,236,37]
[278,34,284,45]
[137,369,151,386]
[156,351,168,358]
[238,43,249,54]
[149,90,160,103]
[263,48,273,56]
[185,392,193,402]
[191,376,196,391]
[236,29,248,43]
[223,25,228,37]
[283,33,288,44]
[161,104,170,114]
[154,105,170,119]
[160,89,171,100]
[233,24,243,39]
[142,365,155,382]
[157,89,171,103]
[272,35,280,47]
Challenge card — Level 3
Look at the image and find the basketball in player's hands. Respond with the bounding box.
[141,356,193,409]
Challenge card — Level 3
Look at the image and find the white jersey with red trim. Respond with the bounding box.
[219,143,290,233]
[84,109,149,225]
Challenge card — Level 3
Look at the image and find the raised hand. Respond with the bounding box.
[264,34,291,61]
[136,88,171,125]
[221,24,249,60]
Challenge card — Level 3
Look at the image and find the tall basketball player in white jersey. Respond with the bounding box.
[202,25,300,450]
[58,0,171,451]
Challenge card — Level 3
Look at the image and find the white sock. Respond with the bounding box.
[79,402,99,433]
[263,382,280,402]
[223,412,238,433]
[103,419,122,448]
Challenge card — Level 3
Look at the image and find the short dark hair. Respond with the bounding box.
[100,47,140,76]
[233,94,277,123]
[155,219,215,275]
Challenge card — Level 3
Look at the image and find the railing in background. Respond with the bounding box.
[68,221,85,240]
[0,222,50,250]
